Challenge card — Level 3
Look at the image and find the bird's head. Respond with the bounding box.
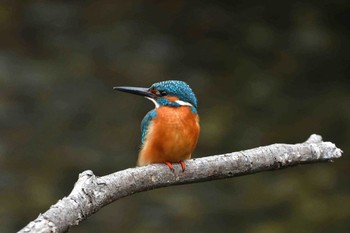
[114,80,198,109]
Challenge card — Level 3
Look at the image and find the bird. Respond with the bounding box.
[114,80,200,171]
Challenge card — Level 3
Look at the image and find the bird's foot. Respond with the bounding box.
[179,161,185,172]
[165,161,186,172]
[165,161,174,172]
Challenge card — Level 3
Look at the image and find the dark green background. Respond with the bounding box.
[1,1,349,232]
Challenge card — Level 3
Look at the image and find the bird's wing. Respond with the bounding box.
[140,109,157,145]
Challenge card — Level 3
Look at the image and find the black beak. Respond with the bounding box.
[113,86,156,98]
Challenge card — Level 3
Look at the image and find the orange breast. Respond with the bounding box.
[137,106,200,166]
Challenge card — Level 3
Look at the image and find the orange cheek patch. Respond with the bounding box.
[165,96,179,102]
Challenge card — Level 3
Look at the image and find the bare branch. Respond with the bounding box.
[19,134,342,233]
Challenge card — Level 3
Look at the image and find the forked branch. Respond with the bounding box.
[19,134,342,233]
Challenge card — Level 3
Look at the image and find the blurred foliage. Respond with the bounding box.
[0,0,349,232]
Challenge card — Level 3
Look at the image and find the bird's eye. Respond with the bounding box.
[151,89,167,97]
[155,90,167,96]
[159,90,167,96]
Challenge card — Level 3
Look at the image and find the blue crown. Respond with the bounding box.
[150,80,198,108]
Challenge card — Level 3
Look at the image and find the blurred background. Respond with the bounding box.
[1,1,349,232]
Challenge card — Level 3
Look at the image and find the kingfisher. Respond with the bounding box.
[114,80,200,171]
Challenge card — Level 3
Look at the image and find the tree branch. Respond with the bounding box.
[19,134,342,233]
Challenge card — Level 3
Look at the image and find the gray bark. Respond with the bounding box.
[19,134,342,233]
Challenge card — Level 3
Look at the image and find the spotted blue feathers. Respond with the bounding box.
[141,109,157,144]
[150,80,198,108]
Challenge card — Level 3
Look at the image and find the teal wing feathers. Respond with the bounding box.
[140,109,157,144]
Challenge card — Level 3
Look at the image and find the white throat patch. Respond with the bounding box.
[146,97,160,108]
[175,100,193,107]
